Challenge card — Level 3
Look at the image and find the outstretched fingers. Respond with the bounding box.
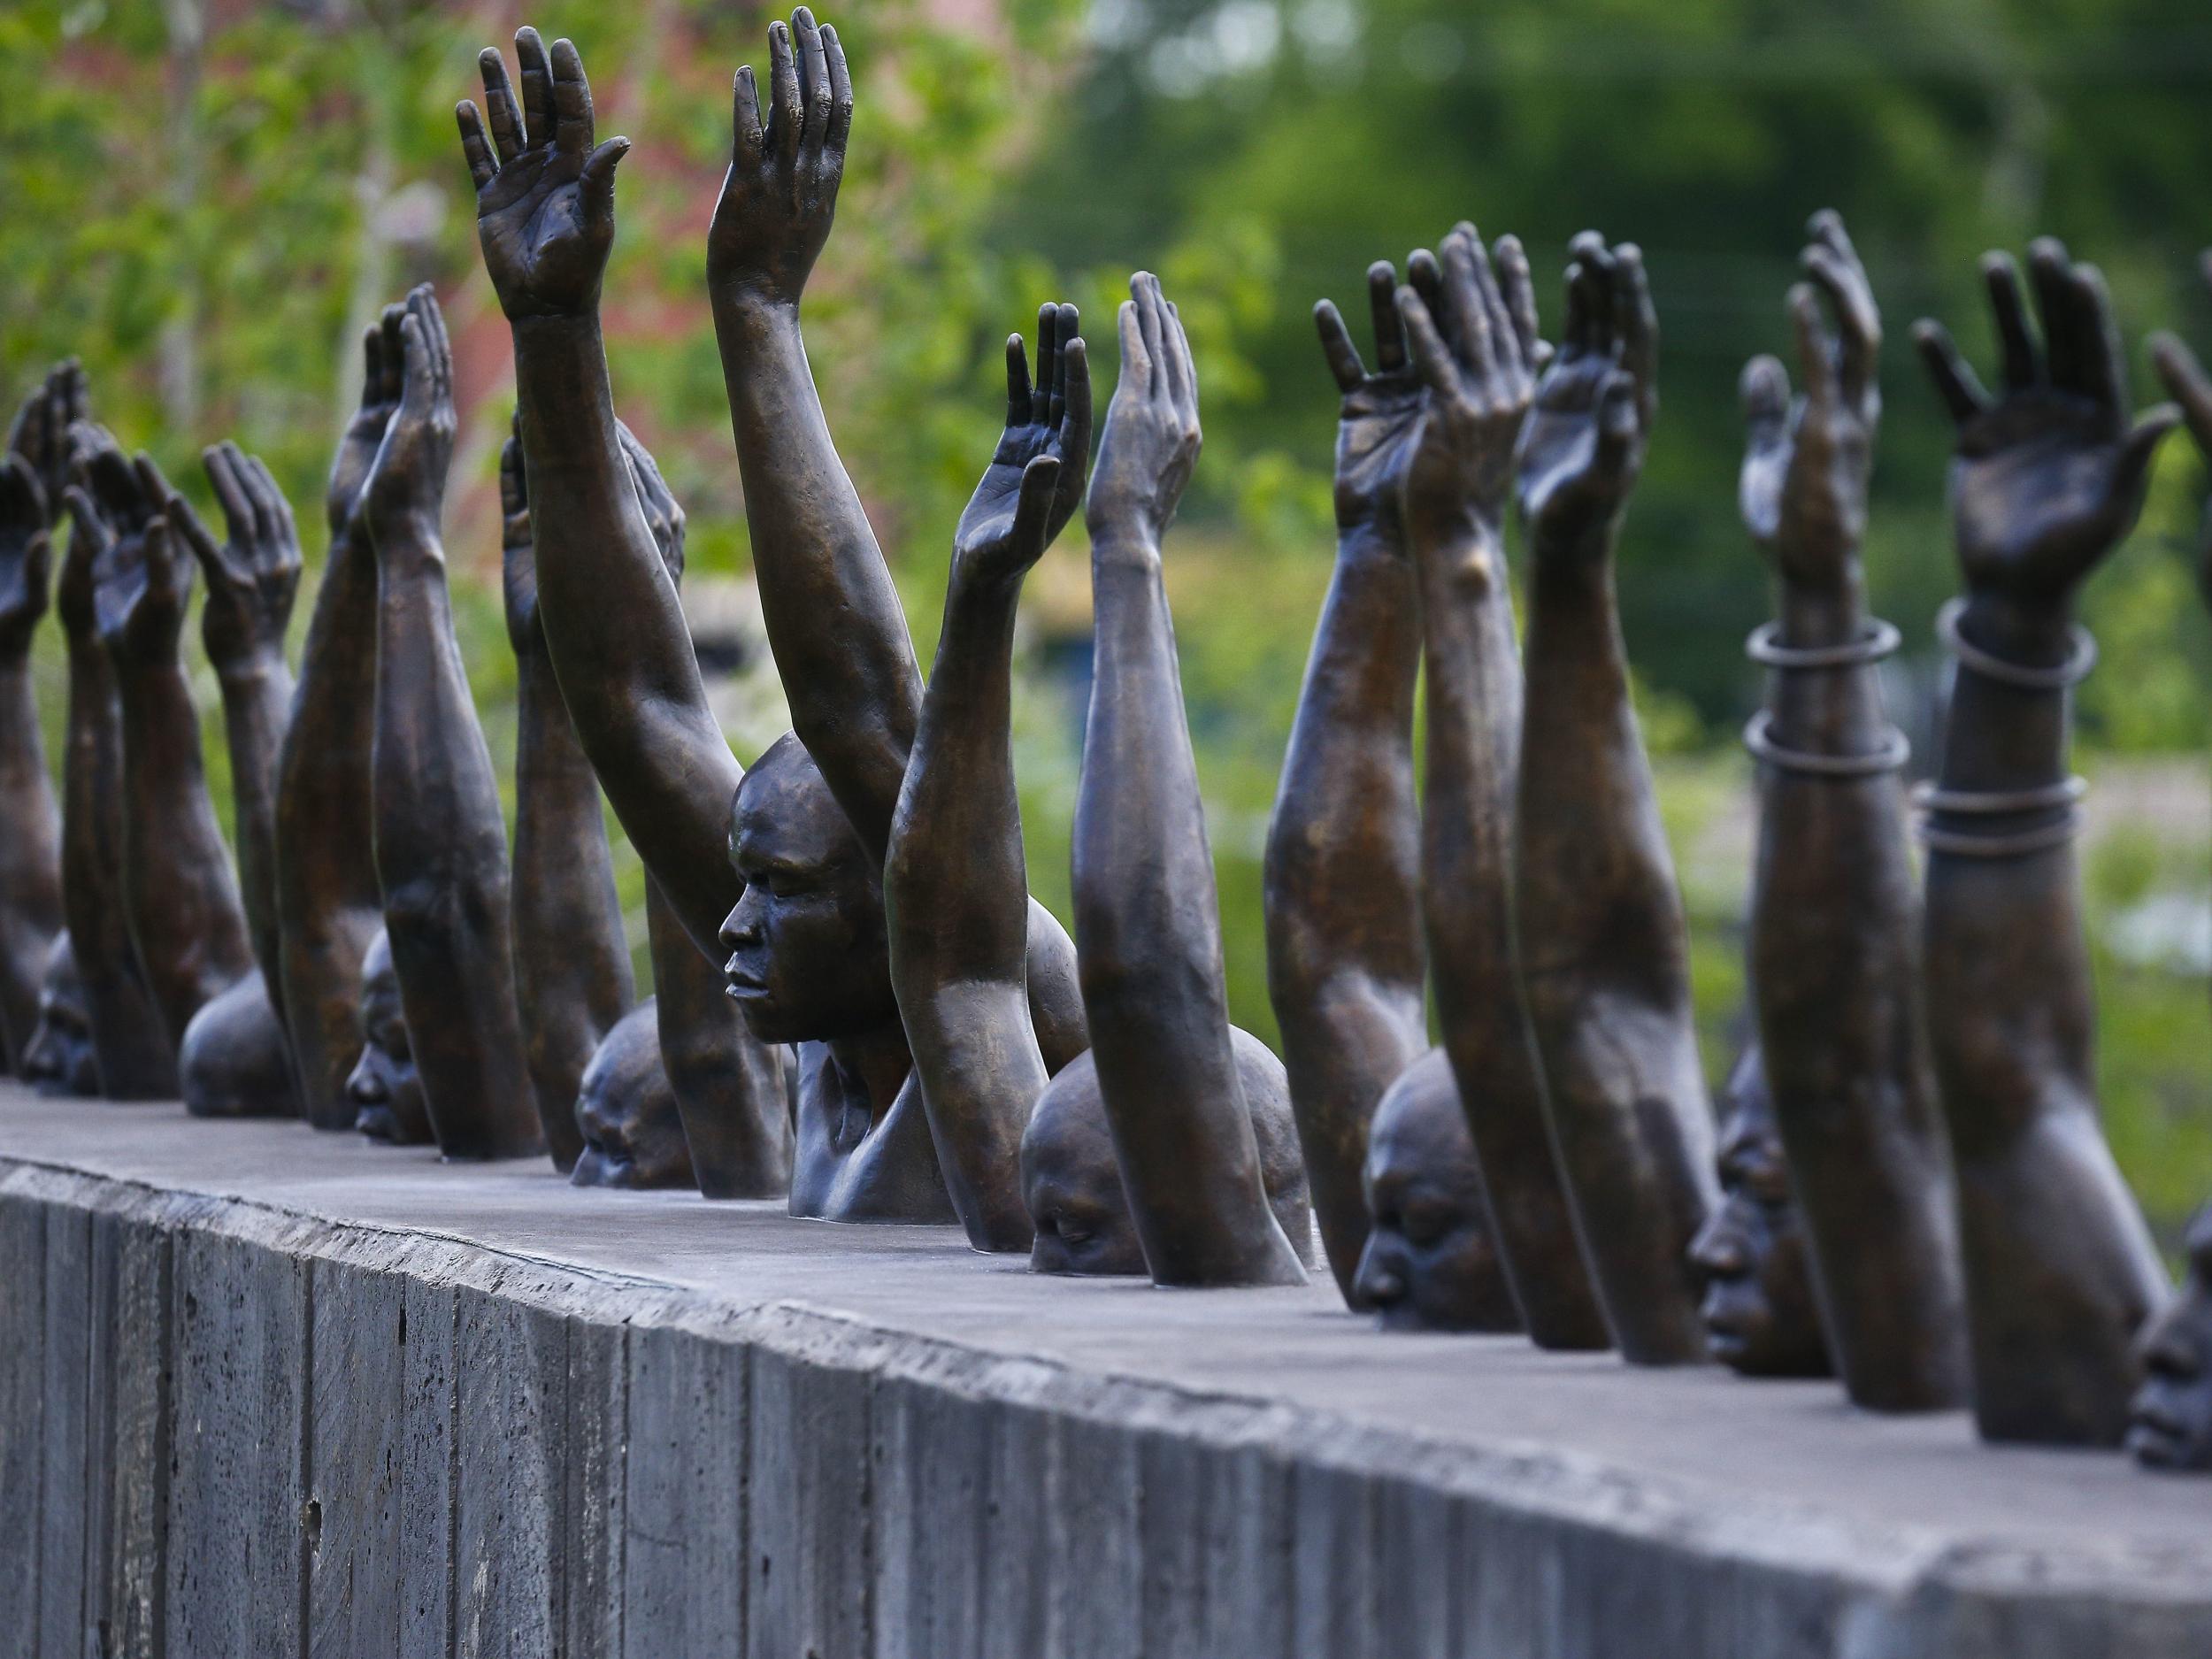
[204,442,256,547]
[1440,229,1495,380]
[1788,283,1838,414]
[480,48,526,160]
[1314,300,1366,392]
[1003,333,1034,434]
[1495,234,1546,371]
[457,101,498,191]
[1367,261,1406,374]
[767,19,803,158]
[733,65,764,163]
[1393,284,1455,399]
[515,29,556,155]
[1612,243,1658,426]
[822,24,854,155]
[1912,319,1988,426]
[1803,213,1879,409]
[1980,252,2039,395]
[549,38,595,161]
[794,8,833,153]
[1740,353,1791,452]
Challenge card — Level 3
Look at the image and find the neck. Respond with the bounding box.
[826,1017,913,1120]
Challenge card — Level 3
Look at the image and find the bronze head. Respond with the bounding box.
[20,932,97,1097]
[346,930,431,1145]
[2128,1205,2212,1472]
[1353,1048,1520,1333]
[1686,1046,1832,1378]
[570,997,698,1190]
[1022,1027,1312,1277]
[718,733,898,1047]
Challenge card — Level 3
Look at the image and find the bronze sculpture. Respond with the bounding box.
[72,430,288,1118]
[461,21,1075,1224]
[19,933,97,1097]
[2126,1204,2212,1472]
[1686,1046,1832,1378]
[1023,1030,1310,1277]
[0,375,66,1075]
[1388,227,1617,1350]
[1263,254,1451,1307]
[504,411,633,1172]
[1071,273,1309,1286]
[1354,1048,1522,1333]
[567,998,696,1190]
[881,303,1089,1251]
[1502,233,1717,1363]
[1736,212,1969,1410]
[1911,238,2175,1443]
[345,928,431,1145]
[359,285,542,1160]
[275,307,401,1130]
[2149,249,2212,603]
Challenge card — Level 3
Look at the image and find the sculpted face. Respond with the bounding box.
[1686,1047,1831,1378]
[21,933,98,1097]
[1024,1027,1313,1277]
[2128,1206,2212,1472]
[571,998,698,1190]
[1352,1048,1520,1333]
[718,735,899,1048]
[346,932,432,1145]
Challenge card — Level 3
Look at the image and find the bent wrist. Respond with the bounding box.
[1955,589,2077,667]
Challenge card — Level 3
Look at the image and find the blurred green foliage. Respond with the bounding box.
[0,0,2206,1238]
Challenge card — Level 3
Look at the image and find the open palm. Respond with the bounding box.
[954,303,1090,585]
[459,30,628,322]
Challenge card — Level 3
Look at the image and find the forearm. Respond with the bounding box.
[512,312,742,955]
[1263,528,1425,1010]
[1517,547,1688,1005]
[712,295,918,856]
[0,654,63,1055]
[1075,547,1279,1273]
[372,549,539,1157]
[61,646,174,1095]
[1263,528,1426,1292]
[215,649,296,995]
[114,661,256,1041]
[513,648,634,1166]
[1923,596,2093,1151]
[890,574,1033,993]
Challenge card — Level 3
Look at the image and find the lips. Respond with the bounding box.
[722,954,768,1001]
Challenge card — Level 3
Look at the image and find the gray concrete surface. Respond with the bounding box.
[0,1082,2206,1657]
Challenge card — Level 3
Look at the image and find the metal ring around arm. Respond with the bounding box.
[1935,597,2096,689]
[1745,618,1901,670]
[1911,776,2088,816]
[1916,811,2083,858]
[1742,710,1910,777]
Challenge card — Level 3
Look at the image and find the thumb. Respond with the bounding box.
[581,137,630,228]
[2116,403,2181,500]
[1011,454,1062,554]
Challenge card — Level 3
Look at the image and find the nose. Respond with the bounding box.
[345,1047,384,1103]
[719,895,757,955]
[1354,1239,1405,1308]
[1688,1214,1747,1279]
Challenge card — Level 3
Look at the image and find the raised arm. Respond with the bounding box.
[55,441,174,1097]
[1392,227,1613,1350]
[1261,262,1432,1306]
[164,443,301,1019]
[2151,252,2212,631]
[0,370,71,1071]
[359,285,541,1161]
[1910,239,2173,1443]
[1073,274,1306,1287]
[1512,234,1715,1364]
[503,414,633,1171]
[275,311,402,1128]
[1738,212,1968,1411]
[460,28,741,956]
[80,438,256,1051]
[886,304,1088,1253]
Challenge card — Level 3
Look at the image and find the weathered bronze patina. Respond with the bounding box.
[2128,1204,2212,1473]
[1686,1046,1832,1379]
[1737,212,1969,1410]
[19,933,97,1098]
[358,286,542,1161]
[1911,238,2174,1443]
[1509,234,1717,1363]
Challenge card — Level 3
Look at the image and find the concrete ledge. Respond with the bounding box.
[1,1085,2206,1658]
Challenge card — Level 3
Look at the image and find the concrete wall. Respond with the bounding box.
[4,1155,2208,1659]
